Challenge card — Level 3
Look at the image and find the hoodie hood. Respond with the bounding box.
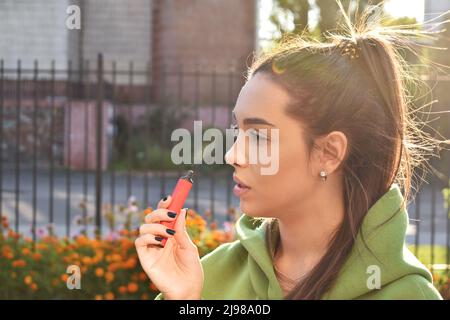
[235,183,435,299]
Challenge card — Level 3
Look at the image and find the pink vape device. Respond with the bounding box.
[160,170,194,247]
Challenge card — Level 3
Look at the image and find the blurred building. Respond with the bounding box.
[424,0,450,177]
[0,0,257,87]
[0,0,257,169]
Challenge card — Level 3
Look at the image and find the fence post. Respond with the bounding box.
[95,53,104,237]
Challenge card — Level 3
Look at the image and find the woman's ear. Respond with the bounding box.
[314,131,348,174]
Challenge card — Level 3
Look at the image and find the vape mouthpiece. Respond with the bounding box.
[181,170,194,183]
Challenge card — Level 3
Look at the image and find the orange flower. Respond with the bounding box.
[76,235,90,246]
[212,230,227,242]
[7,229,20,239]
[111,253,122,262]
[187,209,197,218]
[95,268,104,277]
[32,252,42,261]
[149,282,158,292]
[143,207,153,215]
[205,239,215,248]
[12,259,27,268]
[61,274,69,283]
[124,258,137,269]
[138,272,147,281]
[24,275,33,285]
[127,282,138,293]
[30,283,38,291]
[3,251,14,260]
[141,293,149,300]
[51,279,59,287]
[104,292,114,300]
[95,295,103,300]
[36,243,48,251]
[22,247,31,256]
[120,237,133,249]
[105,272,114,283]
[71,253,80,260]
[82,256,92,265]
[1,216,9,228]
[108,262,120,272]
[118,286,127,294]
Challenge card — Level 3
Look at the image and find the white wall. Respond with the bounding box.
[0,0,72,72]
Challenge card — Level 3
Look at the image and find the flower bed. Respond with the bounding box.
[1,208,448,299]
[0,208,236,300]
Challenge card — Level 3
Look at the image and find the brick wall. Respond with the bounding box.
[151,0,257,105]
[82,0,153,85]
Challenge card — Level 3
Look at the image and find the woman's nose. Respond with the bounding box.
[225,136,247,168]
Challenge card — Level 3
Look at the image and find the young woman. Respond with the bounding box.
[135,17,448,300]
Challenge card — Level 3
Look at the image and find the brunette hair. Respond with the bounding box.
[249,3,450,299]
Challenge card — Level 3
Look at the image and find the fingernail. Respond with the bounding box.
[162,196,168,201]
[166,228,176,236]
[155,236,164,242]
[184,208,189,218]
[167,211,177,218]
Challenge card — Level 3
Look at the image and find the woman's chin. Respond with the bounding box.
[238,201,271,218]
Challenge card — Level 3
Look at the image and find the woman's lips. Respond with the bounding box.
[233,174,251,197]
[233,183,251,197]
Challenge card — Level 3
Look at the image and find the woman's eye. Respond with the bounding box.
[229,125,269,143]
[249,129,268,142]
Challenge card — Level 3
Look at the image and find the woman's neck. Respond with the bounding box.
[274,184,345,278]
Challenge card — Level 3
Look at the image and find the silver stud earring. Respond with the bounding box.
[319,170,328,182]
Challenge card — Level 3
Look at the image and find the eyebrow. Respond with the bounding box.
[232,112,275,127]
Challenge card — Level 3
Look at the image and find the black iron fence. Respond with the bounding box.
[0,54,241,240]
[0,54,449,269]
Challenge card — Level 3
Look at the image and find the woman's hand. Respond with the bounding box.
[135,196,204,300]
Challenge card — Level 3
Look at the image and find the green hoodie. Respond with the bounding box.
[156,183,442,300]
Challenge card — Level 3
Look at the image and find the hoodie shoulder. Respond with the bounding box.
[324,184,443,300]
[200,240,254,299]
[201,240,246,267]
[361,274,443,300]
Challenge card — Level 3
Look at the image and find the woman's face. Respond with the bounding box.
[225,72,323,219]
